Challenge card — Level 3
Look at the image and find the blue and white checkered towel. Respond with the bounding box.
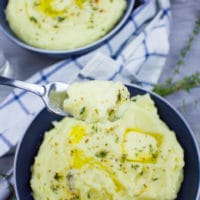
[0,0,171,157]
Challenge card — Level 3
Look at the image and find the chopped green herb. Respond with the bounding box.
[153,15,200,96]
[149,144,154,153]
[57,16,65,22]
[29,16,38,23]
[50,184,59,192]
[91,125,98,132]
[54,172,63,181]
[87,24,94,29]
[121,153,127,162]
[87,192,91,199]
[115,136,119,143]
[92,7,98,11]
[108,109,115,117]
[152,153,157,159]
[80,106,86,115]
[131,97,137,102]
[94,108,99,114]
[95,150,108,158]
[74,193,80,200]
[153,72,200,96]
[117,90,122,102]
[152,177,159,181]
[132,164,140,170]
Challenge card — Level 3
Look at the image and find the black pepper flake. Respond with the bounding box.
[121,153,127,162]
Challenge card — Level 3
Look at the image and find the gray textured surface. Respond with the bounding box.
[161,0,200,146]
[0,0,200,199]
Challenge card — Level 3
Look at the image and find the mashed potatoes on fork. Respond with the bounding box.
[31,81,184,200]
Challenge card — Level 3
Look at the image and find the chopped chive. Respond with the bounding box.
[30,16,38,23]
[80,106,86,115]
[95,150,108,158]
[57,16,65,22]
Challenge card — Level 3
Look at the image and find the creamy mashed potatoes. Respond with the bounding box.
[31,81,184,200]
[6,0,127,50]
[63,81,130,122]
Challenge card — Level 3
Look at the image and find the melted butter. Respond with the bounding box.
[72,149,92,169]
[37,0,67,17]
[75,0,88,8]
[69,125,86,145]
[71,149,124,191]
[121,128,162,163]
[68,124,124,191]
[35,0,88,17]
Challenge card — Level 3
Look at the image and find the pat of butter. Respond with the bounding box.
[122,130,159,163]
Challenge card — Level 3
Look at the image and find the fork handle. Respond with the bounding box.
[0,76,45,97]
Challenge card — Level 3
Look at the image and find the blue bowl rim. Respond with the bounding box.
[0,0,135,55]
[13,83,200,200]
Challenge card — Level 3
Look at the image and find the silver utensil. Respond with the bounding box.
[0,76,69,116]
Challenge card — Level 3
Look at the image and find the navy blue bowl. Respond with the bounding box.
[0,0,135,58]
[14,84,200,200]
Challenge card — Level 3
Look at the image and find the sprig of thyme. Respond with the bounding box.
[153,15,200,96]
[153,72,200,96]
[174,15,200,74]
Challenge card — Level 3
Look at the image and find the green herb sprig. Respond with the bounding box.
[153,72,200,96]
[174,15,200,74]
[153,15,200,96]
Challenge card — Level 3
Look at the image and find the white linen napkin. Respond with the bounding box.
[0,0,171,156]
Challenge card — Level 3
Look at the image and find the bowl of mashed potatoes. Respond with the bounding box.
[14,81,200,200]
[0,0,134,57]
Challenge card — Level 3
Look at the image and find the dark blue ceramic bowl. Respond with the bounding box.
[14,84,200,200]
[0,0,135,58]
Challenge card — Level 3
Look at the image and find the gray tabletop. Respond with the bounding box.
[0,0,200,194]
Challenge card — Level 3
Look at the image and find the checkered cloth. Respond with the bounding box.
[0,0,170,157]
